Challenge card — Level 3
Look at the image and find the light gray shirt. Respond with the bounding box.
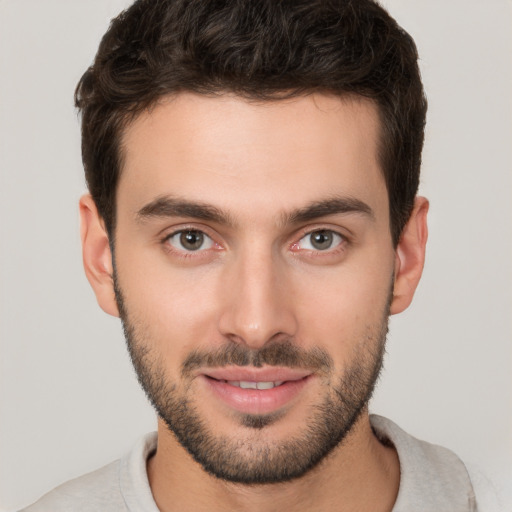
[20,415,482,511]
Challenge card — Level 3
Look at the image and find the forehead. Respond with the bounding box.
[118,93,388,225]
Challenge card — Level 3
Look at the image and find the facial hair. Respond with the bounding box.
[114,275,390,485]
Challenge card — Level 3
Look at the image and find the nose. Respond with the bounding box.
[217,247,298,349]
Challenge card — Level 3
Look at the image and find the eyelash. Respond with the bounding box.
[160,227,349,260]
[161,227,220,259]
[291,228,348,256]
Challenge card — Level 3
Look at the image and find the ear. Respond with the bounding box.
[390,197,429,315]
[79,194,120,317]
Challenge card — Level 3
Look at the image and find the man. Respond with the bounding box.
[21,0,479,510]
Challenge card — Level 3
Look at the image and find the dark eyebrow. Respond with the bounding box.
[287,196,375,224]
[136,196,234,226]
[136,194,374,227]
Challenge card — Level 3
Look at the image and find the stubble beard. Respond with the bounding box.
[114,277,390,485]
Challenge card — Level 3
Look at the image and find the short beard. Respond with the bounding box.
[114,274,390,485]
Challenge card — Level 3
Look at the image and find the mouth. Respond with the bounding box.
[219,380,285,390]
[199,367,313,416]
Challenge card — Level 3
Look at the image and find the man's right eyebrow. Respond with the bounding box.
[135,196,234,226]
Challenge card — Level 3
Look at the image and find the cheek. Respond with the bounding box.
[114,225,395,368]
[115,249,224,363]
[291,262,392,357]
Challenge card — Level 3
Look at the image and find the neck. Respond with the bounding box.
[147,412,400,512]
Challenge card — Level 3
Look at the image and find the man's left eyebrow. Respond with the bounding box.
[286,197,375,224]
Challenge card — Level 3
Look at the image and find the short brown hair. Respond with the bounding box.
[75,0,427,246]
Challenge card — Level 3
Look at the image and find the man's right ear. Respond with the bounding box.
[79,195,120,317]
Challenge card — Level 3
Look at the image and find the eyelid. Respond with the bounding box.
[165,230,214,251]
[294,224,350,242]
[289,226,350,256]
[299,230,343,249]
[160,222,219,241]
[160,224,224,257]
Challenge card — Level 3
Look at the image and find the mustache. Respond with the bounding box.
[181,340,333,378]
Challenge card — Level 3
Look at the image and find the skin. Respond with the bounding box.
[80,93,428,512]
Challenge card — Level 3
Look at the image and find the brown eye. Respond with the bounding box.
[166,230,213,252]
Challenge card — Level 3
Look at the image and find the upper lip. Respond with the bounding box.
[201,366,312,383]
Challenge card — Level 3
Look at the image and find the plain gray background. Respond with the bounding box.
[1,1,511,510]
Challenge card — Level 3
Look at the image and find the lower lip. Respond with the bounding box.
[202,375,311,415]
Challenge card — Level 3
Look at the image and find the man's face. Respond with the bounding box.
[113,93,396,483]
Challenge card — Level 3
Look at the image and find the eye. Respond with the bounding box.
[165,230,214,252]
[296,230,344,251]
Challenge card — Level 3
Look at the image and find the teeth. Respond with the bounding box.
[240,381,258,389]
[256,381,281,390]
[226,380,284,389]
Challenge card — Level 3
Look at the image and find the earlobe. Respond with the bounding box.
[390,197,429,315]
[79,194,120,317]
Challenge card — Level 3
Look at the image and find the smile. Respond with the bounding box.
[224,380,284,389]
[199,367,313,416]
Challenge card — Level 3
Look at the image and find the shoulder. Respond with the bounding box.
[20,432,158,512]
[20,460,125,512]
[370,415,478,512]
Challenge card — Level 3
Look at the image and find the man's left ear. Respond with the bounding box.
[390,196,429,315]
